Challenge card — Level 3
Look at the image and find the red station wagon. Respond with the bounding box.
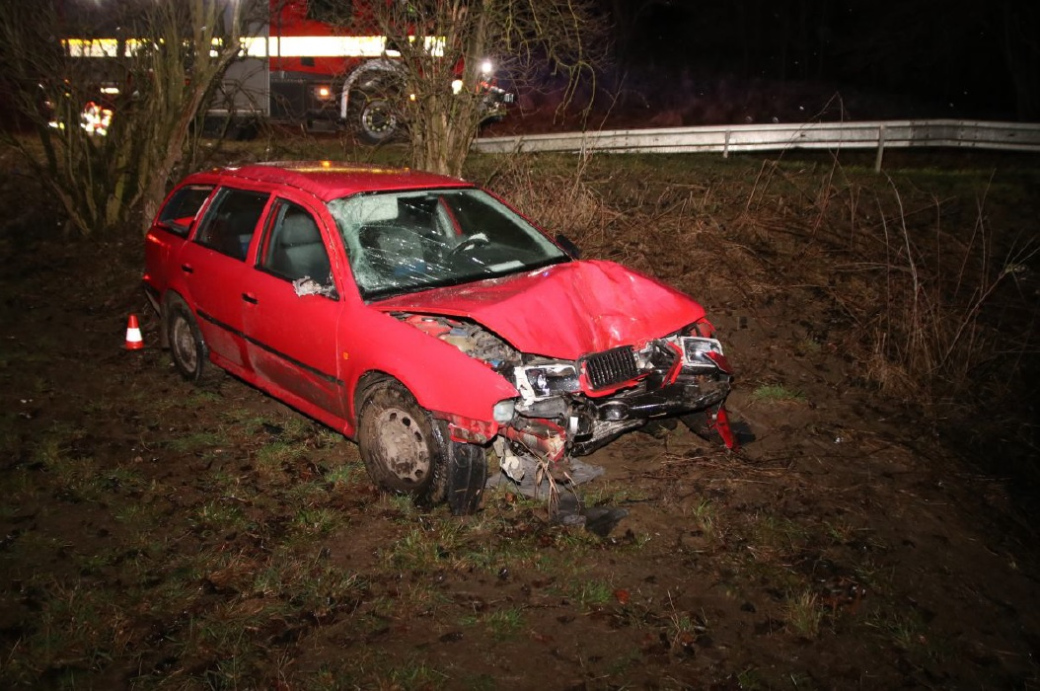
[144,162,735,514]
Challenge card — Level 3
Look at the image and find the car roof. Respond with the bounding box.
[199,161,474,202]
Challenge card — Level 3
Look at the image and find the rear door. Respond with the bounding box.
[176,186,272,370]
[242,196,346,417]
[145,183,215,299]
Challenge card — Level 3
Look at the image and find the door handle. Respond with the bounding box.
[241,293,258,304]
[180,263,194,274]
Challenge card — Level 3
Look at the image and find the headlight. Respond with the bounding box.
[680,337,724,366]
[314,85,332,100]
[451,79,464,94]
[480,59,494,75]
[514,363,579,400]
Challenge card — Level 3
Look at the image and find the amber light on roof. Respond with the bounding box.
[291,164,400,174]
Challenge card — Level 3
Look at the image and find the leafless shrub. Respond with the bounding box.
[0,0,255,236]
[362,0,608,177]
[731,152,1037,411]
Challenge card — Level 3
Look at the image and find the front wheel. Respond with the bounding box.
[357,381,486,514]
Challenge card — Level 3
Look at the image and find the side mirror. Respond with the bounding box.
[555,234,582,260]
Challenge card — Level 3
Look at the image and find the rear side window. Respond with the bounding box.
[157,185,213,237]
[194,188,270,261]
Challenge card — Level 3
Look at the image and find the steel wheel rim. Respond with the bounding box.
[374,406,430,485]
[171,316,197,373]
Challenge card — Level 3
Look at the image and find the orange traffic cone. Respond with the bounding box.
[125,314,144,351]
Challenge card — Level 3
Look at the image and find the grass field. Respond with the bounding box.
[1,139,1038,689]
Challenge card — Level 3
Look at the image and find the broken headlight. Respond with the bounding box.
[681,337,724,365]
[682,337,723,364]
[680,337,732,374]
[492,398,516,424]
[514,363,580,401]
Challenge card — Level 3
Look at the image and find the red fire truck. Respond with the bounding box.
[219,0,511,141]
[65,0,511,142]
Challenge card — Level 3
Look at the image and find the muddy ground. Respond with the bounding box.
[1,144,1039,690]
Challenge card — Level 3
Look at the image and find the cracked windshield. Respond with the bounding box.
[328,189,568,300]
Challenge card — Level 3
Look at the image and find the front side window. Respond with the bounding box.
[158,185,213,237]
[327,188,567,301]
[194,188,270,261]
[260,200,333,286]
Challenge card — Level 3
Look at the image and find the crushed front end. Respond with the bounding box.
[395,312,735,478]
[505,320,734,458]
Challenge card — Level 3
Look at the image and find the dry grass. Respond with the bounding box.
[482,149,622,250]
[1,142,1038,689]
[865,182,1039,397]
[476,148,1040,478]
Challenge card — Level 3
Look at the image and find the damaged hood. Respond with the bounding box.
[373,260,706,360]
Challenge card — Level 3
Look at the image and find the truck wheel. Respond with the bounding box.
[354,95,398,145]
[165,296,209,383]
[357,380,485,514]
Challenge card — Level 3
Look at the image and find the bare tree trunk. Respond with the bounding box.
[372,0,605,178]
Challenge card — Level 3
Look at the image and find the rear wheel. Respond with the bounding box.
[357,380,486,514]
[165,296,209,383]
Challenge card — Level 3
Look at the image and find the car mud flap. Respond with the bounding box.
[551,492,629,537]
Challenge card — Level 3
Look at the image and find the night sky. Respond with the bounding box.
[608,0,1039,121]
[31,0,1040,123]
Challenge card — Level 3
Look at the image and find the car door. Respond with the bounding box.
[145,182,216,300]
[242,197,346,418]
[176,186,272,370]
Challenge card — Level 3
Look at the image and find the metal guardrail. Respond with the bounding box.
[473,119,1040,170]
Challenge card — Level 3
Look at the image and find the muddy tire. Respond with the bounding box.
[165,295,209,383]
[357,381,485,514]
[432,433,487,516]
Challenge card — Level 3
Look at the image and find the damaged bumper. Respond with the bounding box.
[500,338,733,460]
[426,316,734,464]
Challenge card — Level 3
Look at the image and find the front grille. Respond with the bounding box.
[584,346,638,390]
